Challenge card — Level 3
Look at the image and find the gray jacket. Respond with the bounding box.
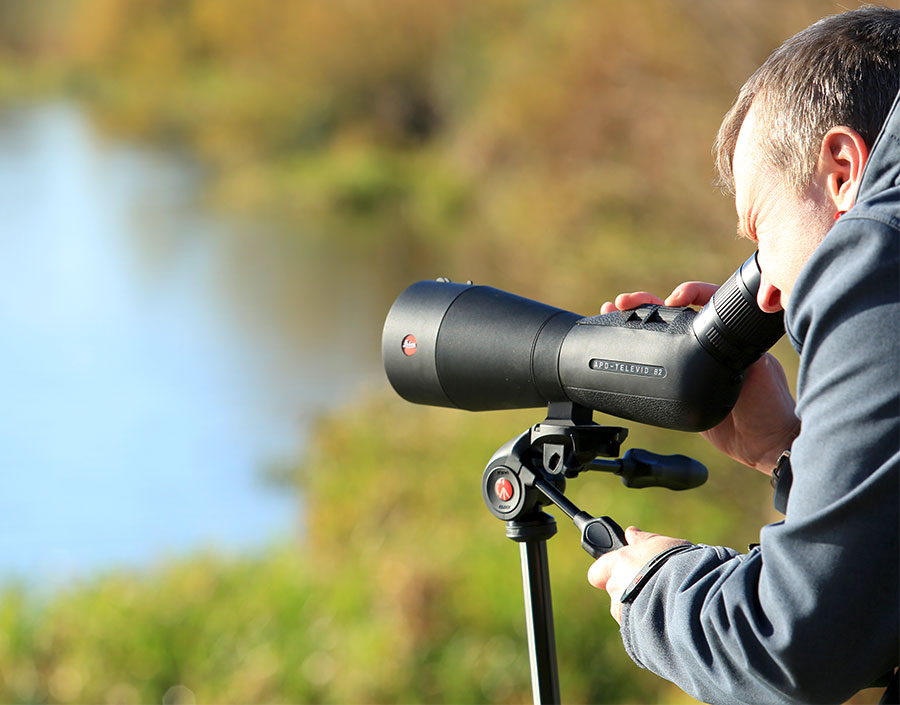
[618,92,900,704]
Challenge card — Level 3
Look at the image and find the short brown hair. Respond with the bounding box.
[714,6,900,195]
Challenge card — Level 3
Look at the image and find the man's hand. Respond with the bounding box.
[599,280,717,314]
[600,282,800,474]
[703,352,800,473]
[587,527,691,624]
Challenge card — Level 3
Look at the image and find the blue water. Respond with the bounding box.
[0,104,382,583]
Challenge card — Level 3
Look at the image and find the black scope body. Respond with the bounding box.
[382,254,785,432]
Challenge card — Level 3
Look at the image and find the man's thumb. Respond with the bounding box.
[625,526,653,544]
[587,554,614,589]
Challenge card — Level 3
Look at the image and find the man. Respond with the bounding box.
[588,8,899,704]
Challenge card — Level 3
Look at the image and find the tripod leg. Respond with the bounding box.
[519,537,561,705]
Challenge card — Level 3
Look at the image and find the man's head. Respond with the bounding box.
[714,6,900,311]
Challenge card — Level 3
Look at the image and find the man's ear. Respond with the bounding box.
[814,126,869,211]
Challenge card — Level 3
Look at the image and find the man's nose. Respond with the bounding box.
[757,274,784,313]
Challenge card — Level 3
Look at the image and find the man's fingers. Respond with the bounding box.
[613,292,665,310]
[601,285,717,314]
[664,282,718,307]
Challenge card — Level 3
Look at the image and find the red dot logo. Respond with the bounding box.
[401,334,418,356]
[495,477,514,502]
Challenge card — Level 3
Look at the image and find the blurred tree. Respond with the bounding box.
[3,0,838,303]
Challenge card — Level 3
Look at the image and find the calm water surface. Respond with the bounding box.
[0,104,387,584]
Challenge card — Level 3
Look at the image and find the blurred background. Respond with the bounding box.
[0,1,866,703]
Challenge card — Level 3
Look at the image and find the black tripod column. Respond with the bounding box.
[507,513,560,705]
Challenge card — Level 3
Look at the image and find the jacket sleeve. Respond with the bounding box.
[618,213,899,705]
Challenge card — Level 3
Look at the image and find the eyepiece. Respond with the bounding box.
[691,253,786,370]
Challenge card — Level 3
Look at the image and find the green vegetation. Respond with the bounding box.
[0,397,774,703]
[0,1,826,701]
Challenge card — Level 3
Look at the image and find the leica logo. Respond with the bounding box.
[401,334,418,356]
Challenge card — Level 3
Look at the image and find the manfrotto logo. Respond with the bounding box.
[589,358,666,378]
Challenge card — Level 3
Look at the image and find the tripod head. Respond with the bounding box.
[481,403,707,557]
[479,403,709,703]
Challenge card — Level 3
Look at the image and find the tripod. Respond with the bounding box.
[481,402,707,704]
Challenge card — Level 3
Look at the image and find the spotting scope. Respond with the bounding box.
[382,253,785,432]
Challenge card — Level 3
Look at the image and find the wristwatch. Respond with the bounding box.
[771,449,793,514]
[770,449,791,488]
